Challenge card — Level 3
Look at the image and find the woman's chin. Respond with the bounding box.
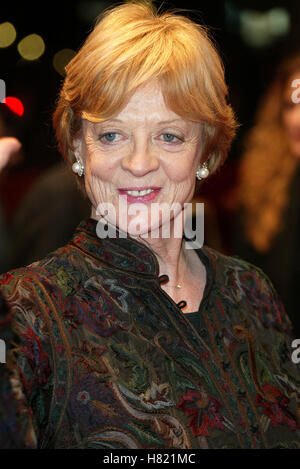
[120,221,160,239]
[107,219,172,240]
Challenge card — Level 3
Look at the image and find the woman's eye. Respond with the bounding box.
[98,131,183,145]
[99,132,121,143]
[160,133,183,144]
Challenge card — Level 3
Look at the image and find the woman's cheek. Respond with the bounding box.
[168,165,196,185]
[87,153,113,181]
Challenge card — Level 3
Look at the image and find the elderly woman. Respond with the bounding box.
[0,1,299,450]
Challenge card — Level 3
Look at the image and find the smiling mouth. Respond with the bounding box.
[122,189,154,196]
[118,187,161,201]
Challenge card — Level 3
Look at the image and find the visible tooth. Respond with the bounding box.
[127,191,139,196]
[126,189,153,196]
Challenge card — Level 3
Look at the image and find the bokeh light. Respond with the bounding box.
[268,8,290,37]
[225,2,290,49]
[17,34,45,61]
[240,8,290,48]
[3,97,24,117]
[53,48,76,76]
[0,22,17,48]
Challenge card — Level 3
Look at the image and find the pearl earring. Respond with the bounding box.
[196,161,210,180]
[72,156,84,177]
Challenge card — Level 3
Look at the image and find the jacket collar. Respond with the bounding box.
[71,218,215,297]
[71,218,159,276]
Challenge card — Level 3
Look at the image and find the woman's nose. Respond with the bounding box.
[121,142,159,176]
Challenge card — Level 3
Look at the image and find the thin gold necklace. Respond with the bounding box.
[164,242,188,289]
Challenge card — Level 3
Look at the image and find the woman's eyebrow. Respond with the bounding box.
[155,118,186,124]
[101,118,186,124]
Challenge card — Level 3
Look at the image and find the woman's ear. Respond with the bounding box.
[72,138,84,164]
[71,138,85,177]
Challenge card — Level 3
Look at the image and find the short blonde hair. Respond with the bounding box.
[53,0,237,190]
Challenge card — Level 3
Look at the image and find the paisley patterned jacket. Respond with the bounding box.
[0,218,299,449]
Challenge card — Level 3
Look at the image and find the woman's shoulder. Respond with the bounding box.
[1,242,83,288]
[201,244,294,335]
[202,243,275,281]
[0,252,71,449]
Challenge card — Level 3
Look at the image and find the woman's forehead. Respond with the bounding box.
[112,82,176,117]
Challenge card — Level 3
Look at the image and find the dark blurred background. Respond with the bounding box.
[0,0,300,248]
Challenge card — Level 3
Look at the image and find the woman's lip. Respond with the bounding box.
[118,187,161,191]
[118,187,161,203]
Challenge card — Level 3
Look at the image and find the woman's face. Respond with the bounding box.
[282,72,300,158]
[75,80,203,238]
